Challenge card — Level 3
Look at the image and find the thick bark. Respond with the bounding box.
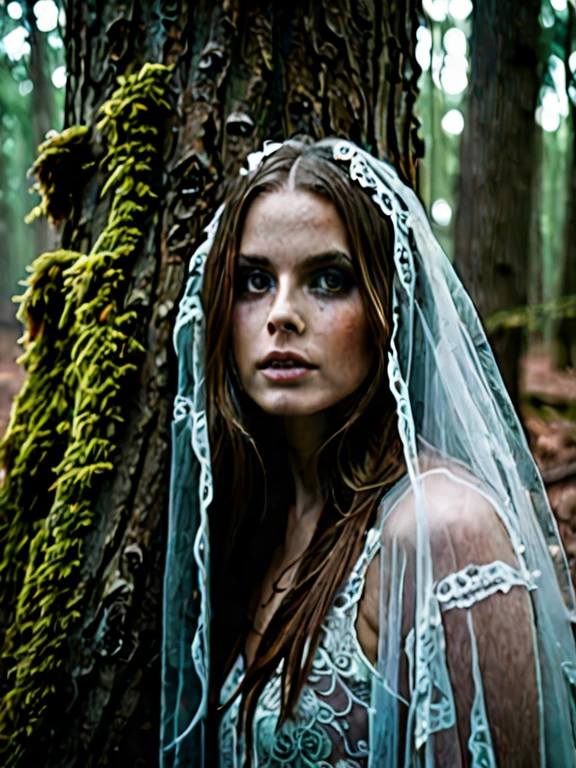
[454,0,541,407]
[3,2,423,765]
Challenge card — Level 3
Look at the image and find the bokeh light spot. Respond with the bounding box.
[51,65,67,89]
[7,2,23,20]
[443,28,467,57]
[431,199,452,227]
[416,41,432,72]
[33,0,59,32]
[448,0,473,20]
[19,80,33,97]
[440,63,468,95]
[535,106,560,133]
[441,109,465,135]
[423,0,449,22]
[47,33,63,49]
[2,26,29,62]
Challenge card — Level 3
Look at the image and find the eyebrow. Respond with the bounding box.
[237,250,353,268]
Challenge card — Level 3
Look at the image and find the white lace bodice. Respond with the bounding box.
[218,518,390,768]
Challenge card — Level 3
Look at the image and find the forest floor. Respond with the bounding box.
[0,326,575,575]
[522,347,576,582]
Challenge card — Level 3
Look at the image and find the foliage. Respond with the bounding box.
[485,294,576,335]
[0,0,66,313]
[531,1,575,342]
[419,0,576,352]
[0,62,173,765]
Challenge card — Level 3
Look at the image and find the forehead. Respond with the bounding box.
[239,190,349,258]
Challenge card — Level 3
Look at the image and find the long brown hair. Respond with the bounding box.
[202,140,405,754]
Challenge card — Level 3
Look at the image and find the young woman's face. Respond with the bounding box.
[232,190,373,417]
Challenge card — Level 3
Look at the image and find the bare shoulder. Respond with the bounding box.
[359,467,540,764]
[386,468,500,534]
[382,467,519,572]
[358,467,520,659]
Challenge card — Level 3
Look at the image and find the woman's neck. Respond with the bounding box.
[282,413,328,555]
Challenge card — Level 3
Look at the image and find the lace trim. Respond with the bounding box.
[333,140,458,752]
[166,207,223,753]
[219,526,382,768]
[332,140,418,470]
[404,610,456,748]
[466,611,497,767]
[434,561,536,612]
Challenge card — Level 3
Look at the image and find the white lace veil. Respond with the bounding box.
[161,138,576,767]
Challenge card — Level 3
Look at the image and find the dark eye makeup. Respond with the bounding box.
[310,268,352,294]
[241,269,273,294]
[236,266,354,298]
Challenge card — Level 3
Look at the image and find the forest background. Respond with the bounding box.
[0,0,575,766]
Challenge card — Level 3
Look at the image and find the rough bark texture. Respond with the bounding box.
[1,1,423,765]
[454,0,541,407]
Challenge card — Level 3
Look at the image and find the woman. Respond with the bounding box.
[161,139,576,767]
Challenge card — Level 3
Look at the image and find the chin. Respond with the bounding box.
[254,392,335,417]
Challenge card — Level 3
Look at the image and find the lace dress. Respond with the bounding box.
[218,477,411,768]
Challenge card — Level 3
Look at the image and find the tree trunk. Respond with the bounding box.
[0,123,12,324]
[454,0,541,407]
[0,2,424,766]
[25,6,59,259]
[556,117,576,370]
[556,12,576,370]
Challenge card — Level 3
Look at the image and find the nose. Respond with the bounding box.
[266,286,306,336]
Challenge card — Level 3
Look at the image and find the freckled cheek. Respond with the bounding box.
[319,304,372,379]
[231,303,267,373]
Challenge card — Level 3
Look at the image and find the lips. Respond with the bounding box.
[257,351,318,382]
[257,352,318,370]
[261,359,314,369]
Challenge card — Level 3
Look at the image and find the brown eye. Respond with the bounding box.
[312,269,348,294]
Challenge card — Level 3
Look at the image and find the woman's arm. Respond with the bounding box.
[429,481,540,766]
[360,471,540,766]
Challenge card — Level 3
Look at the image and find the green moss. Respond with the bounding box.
[0,63,173,765]
[25,125,94,225]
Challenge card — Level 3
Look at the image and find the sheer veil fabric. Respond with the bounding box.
[161,138,576,767]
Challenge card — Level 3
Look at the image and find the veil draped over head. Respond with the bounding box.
[161,138,576,767]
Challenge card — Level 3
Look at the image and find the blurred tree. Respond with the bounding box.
[557,5,576,369]
[528,124,544,313]
[23,1,58,260]
[0,2,424,766]
[0,0,64,324]
[0,123,12,322]
[416,5,472,263]
[454,0,541,406]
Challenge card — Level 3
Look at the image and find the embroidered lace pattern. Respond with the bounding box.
[434,560,536,612]
[218,528,383,768]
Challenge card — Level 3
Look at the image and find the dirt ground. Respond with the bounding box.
[1,325,575,576]
[522,348,576,582]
